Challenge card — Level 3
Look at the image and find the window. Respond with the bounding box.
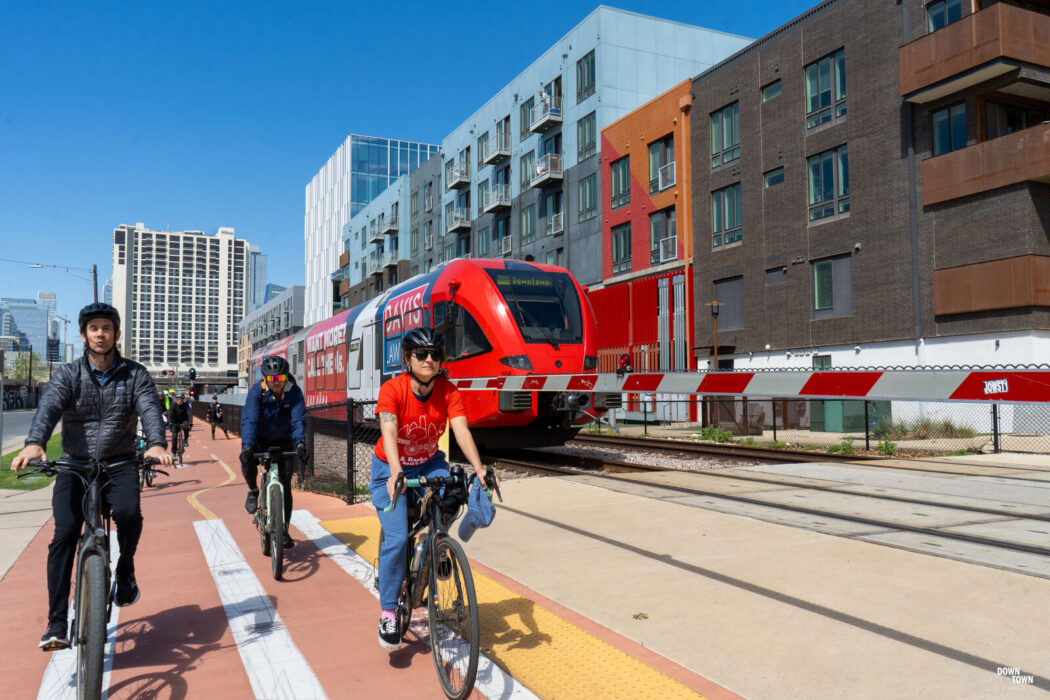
[478,226,490,256]
[578,173,598,222]
[477,131,488,168]
[410,192,420,218]
[932,103,967,155]
[520,151,535,190]
[764,167,784,188]
[649,207,676,265]
[805,49,846,128]
[762,80,782,102]
[444,159,455,186]
[521,204,536,244]
[807,145,849,221]
[927,0,962,32]
[710,102,740,167]
[611,222,631,274]
[410,227,419,254]
[577,50,596,102]
[713,276,744,330]
[477,178,489,215]
[812,254,853,319]
[711,183,742,249]
[985,101,1046,140]
[432,302,492,361]
[519,96,534,140]
[577,111,597,160]
[648,135,675,193]
[423,182,433,210]
[610,156,630,209]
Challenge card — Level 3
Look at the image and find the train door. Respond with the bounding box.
[346,338,362,390]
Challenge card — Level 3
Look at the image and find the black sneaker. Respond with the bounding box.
[39,620,69,651]
[245,489,259,514]
[377,616,401,650]
[115,575,140,607]
[283,532,295,549]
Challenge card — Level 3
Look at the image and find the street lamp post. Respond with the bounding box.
[29,263,98,302]
[706,300,723,428]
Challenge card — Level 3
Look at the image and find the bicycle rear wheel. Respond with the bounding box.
[268,481,285,580]
[427,537,479,700]
[76,551,107,700]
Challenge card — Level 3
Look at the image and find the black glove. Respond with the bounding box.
[296,442,310,463]
[240,448,254,465]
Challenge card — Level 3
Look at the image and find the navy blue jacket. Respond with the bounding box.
[240,381,306,451]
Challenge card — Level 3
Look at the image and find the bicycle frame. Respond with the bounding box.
[251,448,298,580]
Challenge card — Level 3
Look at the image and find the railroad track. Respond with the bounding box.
[494,451,1050,560]
[569,432,880,463]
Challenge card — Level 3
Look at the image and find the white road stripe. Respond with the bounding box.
[292,510,538,700]
[193,518,328,700]
[38,533,121,700]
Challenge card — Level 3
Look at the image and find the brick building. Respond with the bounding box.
[688,0,1050,372]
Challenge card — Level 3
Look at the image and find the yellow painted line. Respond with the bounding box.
[187,452,239,520]
[321,516,704,700]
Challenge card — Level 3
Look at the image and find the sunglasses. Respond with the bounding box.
[411,349,444,362]
[265,374,288,383]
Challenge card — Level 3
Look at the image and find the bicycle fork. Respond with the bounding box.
[72,483,111,646]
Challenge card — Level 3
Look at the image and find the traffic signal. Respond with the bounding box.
[169,369,175,377]
[189,368,196,380]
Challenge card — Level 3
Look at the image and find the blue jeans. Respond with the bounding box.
[370,452,449,610]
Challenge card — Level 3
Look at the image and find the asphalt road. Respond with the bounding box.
[1,410,39,456]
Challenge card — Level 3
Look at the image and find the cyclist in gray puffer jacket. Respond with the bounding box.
[13,302,171,652]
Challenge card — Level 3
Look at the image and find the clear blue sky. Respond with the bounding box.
[0,0,818,347]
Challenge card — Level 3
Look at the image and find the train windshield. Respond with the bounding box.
[486,269,584,346]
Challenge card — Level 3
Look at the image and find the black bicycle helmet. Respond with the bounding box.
[261,355,290,376]
[78,302,121,332]
[401,327,445,354]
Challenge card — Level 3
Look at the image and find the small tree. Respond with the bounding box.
[12,351,47,382]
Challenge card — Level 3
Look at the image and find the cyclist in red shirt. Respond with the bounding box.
[371,327,489,650]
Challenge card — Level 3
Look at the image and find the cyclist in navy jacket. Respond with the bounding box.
[240,355,308,548]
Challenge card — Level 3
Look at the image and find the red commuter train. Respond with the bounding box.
[249,258,620,448]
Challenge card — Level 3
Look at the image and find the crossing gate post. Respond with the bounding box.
[992,404,1001,454]
[771,398,777,443]
[864,401,871,451]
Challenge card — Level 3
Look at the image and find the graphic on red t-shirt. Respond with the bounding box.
[374,373,465,466]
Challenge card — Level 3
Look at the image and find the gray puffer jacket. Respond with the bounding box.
[26,351,167,460]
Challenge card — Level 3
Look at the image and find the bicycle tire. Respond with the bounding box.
[76,552,108,700]
[427,537,479,700]
[269,481,285,580]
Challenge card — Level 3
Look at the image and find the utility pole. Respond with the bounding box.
[92,264,98,302]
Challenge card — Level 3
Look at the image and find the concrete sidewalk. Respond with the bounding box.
[0,484,54,581]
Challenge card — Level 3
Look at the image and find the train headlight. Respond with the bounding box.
[583,355,597,370]
[499,355,533,371]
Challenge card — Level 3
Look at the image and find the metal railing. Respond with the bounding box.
[501,235,512,255]
[482,131,511,164]
[482,183,511,213]
[546,211,564,236]
[446,207,471,232]
[530,95,563,131]
[531,153,563,187]
[658,161,676,190]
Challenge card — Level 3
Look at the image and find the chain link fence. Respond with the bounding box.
[598,396,1050,455]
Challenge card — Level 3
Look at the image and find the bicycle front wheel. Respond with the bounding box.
[268,482,285,580]
[427,537,479,700]
[76,551,108,700]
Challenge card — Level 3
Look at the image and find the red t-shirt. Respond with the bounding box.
[373,373,466,466]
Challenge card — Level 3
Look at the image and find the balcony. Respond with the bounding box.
[482,131,511,165]
[545,211,564,236]
[530,95,563,133]
[530,153,563,188]
[383,251,398,268]
[934,255,1050,315]
[338,250,350,268]
[338,279,350,296]
[658,162,676,191]
[367,257,381,276]
[501,236,512,255]
[481,183,511,214]
[447,207,471,233]
[920,122,1050,205]
[369,224,384,243]
[899,3,1050,102]
[382,213,398,233]
[446,165,470,190]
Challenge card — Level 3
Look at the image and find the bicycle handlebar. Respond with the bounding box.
[17,457,155,479]
[382,469,501,514]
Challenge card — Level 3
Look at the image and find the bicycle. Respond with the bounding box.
[251,447,298,581]
[381,465,501,700]
[19,456,157,700]
[135,435,167,490]
[170,425,188,466]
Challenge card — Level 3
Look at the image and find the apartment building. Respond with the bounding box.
[404,6,751,287]
[238,284,305,352]
[687,0,1050,372]
[111,223,251,376]
[589,79,695,374]
[304,135,440,324]
[336,175,412,308]
[406,154,446,276]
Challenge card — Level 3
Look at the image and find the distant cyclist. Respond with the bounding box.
[240,355,308,549]
[371,327,491,650]
[207,395,229,439]
[11,302,172,651]
[167,393,193,456]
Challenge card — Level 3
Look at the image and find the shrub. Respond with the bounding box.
[877,439,897,456]
[839,437,855,455]
[769,441,787,449]
[700,425,733,443]
[739,436,756,446]
[874,418,978,440]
